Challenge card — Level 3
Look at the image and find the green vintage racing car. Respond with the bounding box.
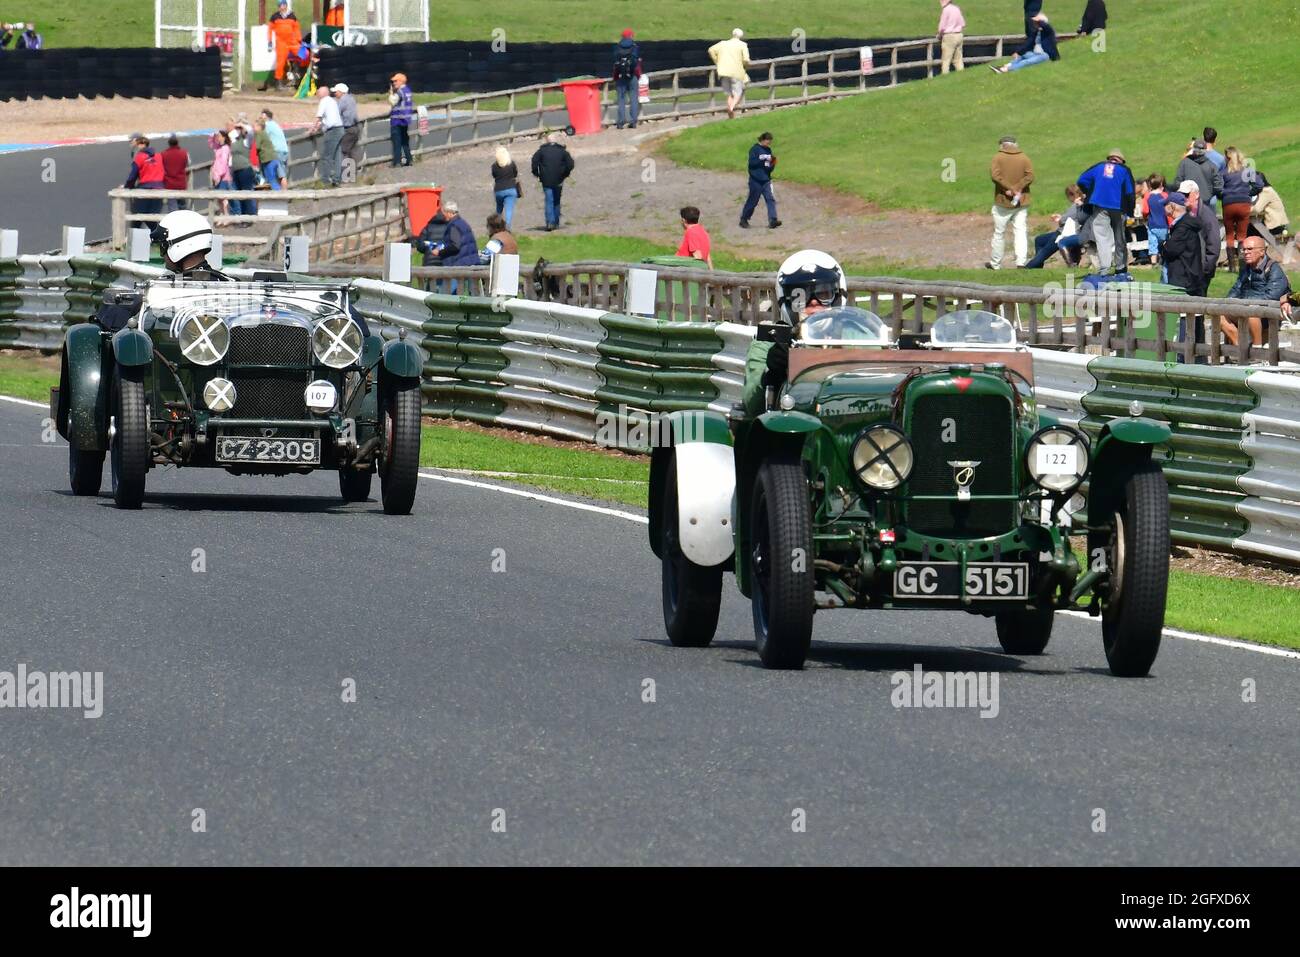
[53,276,425,513]
[648,304,1172,677]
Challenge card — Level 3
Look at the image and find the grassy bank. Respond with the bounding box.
[665,0,1300,220]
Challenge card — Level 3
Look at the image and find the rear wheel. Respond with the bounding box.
[660,455,723,647]
[379,378,421,515]
[749,456,815,669]
[109,366,148,509]
[996,605,1055,655]
[68,443,105,496]
[339,467,373,503]
[1101,463,1169,677]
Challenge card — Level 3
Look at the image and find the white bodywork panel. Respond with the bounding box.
[674,442,736,567]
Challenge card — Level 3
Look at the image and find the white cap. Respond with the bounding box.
[1179,179,1200,193]
[443,201,459,214]
[331,83,349,94]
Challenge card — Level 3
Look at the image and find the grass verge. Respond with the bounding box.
[1165,571,1300,650]
[0,352,58,403]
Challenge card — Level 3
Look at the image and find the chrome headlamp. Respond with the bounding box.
[852,425,914,490]
[312,315,364,369]
[1026,425,1090,493]
[178,313,229,366]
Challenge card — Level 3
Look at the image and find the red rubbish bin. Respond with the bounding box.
[560,78,605,135]
[402,185,443,236]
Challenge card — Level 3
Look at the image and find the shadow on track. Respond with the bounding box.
[78,491,379,514]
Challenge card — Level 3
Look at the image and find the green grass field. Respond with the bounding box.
[47,2,1031,49]
[664,0,1300,222]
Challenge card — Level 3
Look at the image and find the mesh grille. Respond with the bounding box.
[228,323,311,365]
[906,393,1016,537]
[220,371,312,436]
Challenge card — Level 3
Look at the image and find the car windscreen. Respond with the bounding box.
[142,282,349,334]
[931,310,1017,347]
[798,306,891,346]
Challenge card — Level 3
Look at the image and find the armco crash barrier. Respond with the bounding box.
[3,255,1300,565]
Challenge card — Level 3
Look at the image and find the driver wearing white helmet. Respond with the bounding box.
[742,249,848,416]
[95,210,232,331]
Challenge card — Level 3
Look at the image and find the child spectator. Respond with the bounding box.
[1145,174,1170,271]
[676,206,713,268]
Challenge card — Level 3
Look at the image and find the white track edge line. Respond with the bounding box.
[0,395,47,409]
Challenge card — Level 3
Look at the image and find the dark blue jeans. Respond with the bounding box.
[231,167,257,215]
[1024,231,1081,268]
[543,185,563,227]
[390,125,412,166]
[741,179,777,224]
[616,79,640,127]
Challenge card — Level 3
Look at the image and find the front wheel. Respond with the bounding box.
[339,467,373,503]
[749,456,814,669]
[68,443,105,496]
[661,455,723,646]
[996,605,1054,655]
[379,378,421,515]
[109,366,148,509]
[1101,462,1169,677]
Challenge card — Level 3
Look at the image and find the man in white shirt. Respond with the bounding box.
[310,86,345,187]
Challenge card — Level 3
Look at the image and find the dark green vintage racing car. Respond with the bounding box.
[53,278,425,513]
[649,307,1172,677]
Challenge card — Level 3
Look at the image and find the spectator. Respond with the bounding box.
[490,146,519,227]
[740,131,781,230]
[1162,192,1205,295]
[262,1,301,92]
[1175,138,1223,208]
[1076,148,1135,274]
[253,120,277,189]
[259,109,290,190]
[414,208,449,265]
[613,29,642,129]
[1252,182,1289,240]
[708,28,751,120]
[388,72,414,167]
[210,131,233,216]
[0,24,13,48]
[1220,236,1293,351]
[124,135,166,217]
[1221,146,1254,272]
[986,134,1033,269]
[1181,179,1222,293]
[1079,0,1108,34]
[332,83,362,183]
[1203,126,1226,173]
[227,125,257,217]
[160,135,190,211]
[422,200,477,294]
[14,22,41,49]
[310,85,344,187]
[676,206,713,268]
[530,132,574,231]
[990,13,1059,73]
[1145,174,1170,271]
[325,0,345,28]
[480,213,518,264]
[937,1,966,74]
[1023,0,1042,35]
[1025,185,1087,268]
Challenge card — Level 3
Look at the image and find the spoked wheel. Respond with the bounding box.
[1100,462,1169,677]
[996,605,1055,655]
[339,467,373,503]
[68,443,105,496]
[109,365,148,509]
[749,456,814,669]
[379,378,421,515]
[660,455,723,647]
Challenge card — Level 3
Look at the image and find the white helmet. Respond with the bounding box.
[151,209,213,270]
[775,249,848,323]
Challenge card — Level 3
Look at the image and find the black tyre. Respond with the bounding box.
[68,443,105,496]
[109,366,148,509]
[1101,462,1169,677]
[379,378,421,515]
[749,456,815,669]
[996,605,1054,655]
[660,455,723,647]
[339,467,373,503]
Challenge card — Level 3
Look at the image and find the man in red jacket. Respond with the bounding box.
[125,134,166,217]
[160,135,191,211]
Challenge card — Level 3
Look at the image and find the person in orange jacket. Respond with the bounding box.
[325,1,345,28]
[264,1,302,90]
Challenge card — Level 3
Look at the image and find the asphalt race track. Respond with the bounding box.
[1,397,1298,866]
